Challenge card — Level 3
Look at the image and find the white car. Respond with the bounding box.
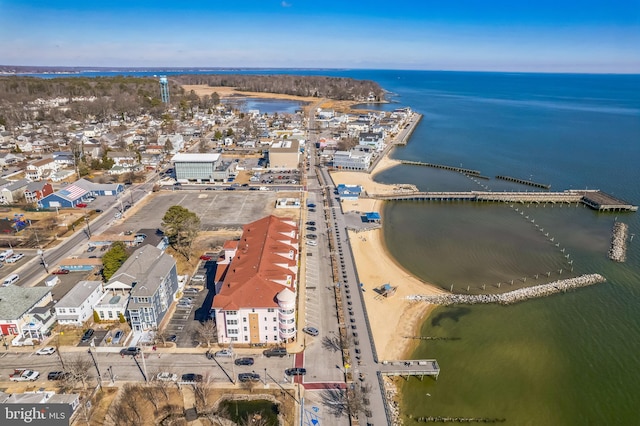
[35,346,56,355]
[191,274,206,283]
[156,372,178,382]
[5,253,24,263]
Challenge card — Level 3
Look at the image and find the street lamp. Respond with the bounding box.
[37,249,48,273]
[84,211,91,238]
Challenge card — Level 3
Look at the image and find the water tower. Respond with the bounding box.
[159,76,170,103]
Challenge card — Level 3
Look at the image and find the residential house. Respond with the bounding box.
[358,132,385,151]
[54,280,104,326]
[0,286,53,342]
[25,157,59,181]
[158,134,185,153]
[107,151,138,167]
[115,245,179,334]
[52,151,75,167]
[23,181,54,203]
[0,179,30,204]
[213,215,299,344]
[94,281,130,323]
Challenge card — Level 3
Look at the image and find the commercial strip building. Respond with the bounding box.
[213,215,299,345]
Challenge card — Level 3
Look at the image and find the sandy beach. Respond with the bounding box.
[330,152,446,361]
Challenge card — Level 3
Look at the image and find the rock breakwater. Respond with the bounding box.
[608,222,628,262]
[407,274,606,306]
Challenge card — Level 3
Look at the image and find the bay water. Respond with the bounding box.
[30,69,640,424]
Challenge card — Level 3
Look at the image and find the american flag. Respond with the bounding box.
[59,184,87,200]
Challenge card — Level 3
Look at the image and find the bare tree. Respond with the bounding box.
[320,383,371,419]
[240,379,259,394]
[193,320,217,347]
[192,373,213,411]
[66,354,94,389]
[120,384,145,425]
[139,383,163,415]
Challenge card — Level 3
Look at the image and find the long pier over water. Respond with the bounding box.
[369,189,638,212]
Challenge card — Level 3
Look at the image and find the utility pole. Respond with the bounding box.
[87,347,103,391]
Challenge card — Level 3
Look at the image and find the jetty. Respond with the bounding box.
[400,160,481,176]
[608,222,629,262]
[496,175,551,189]
[369,190,638,212]
[407,274,606,306]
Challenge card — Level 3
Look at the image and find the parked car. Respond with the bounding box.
[306,221,316,226]
[6,253,24,263]
[120,347,140,356]
[199,254,212,261]
[214,349,233,358]
[263,347,287,358]
[156,372,178,382]
[10,369,40,381]
[234,357,255,366]
[80,328,95,342]
[52,269,70,275]
[191,274,206,283]
[303,327,319,337]
[167,335,177,342]
[94,209,103,213]
[181,373,203,382]
[48,371,69,381]
[183,288,199,294]
[238,373,261,383]
[285,368,307,376]
[87,246,96,252]
[76,203,88,208]
[306,227,317,232]
[112,330,124,345]
[35,346,56,355]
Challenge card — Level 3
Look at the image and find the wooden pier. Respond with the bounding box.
[496,175,551,189]
[400,160,481,176]
[380,359,440,380]
[369,190,638,212]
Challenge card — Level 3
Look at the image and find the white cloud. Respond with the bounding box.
[281,1,292,7]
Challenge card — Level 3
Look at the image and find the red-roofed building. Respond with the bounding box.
[213,215,299,344]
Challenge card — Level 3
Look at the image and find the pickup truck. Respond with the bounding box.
[10,369,40,381]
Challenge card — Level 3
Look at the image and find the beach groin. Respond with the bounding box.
[495,175,551,189]
[407,274,606,306]
[608,222,628,262]
[400,160,481,176]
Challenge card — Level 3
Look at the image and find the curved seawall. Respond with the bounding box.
[408,274,606,306]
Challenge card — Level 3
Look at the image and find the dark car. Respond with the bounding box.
[263,347,287,358]
[306,221,316,226]
[80,328,95,342]
[307,203,316,208]
[52,269,70,275]
[48,371,69,381]
[181,373,203,382]
[167,335,177,342]
[87,246,96,252]
[234,357,255,366]
[120,347,141,356]
[94,209,103,213]
[225,187,236,190]
[306,227,317,232]
[285,368,307,376]
[238,373,261,383]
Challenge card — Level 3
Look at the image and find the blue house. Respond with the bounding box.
[337,184,363,201]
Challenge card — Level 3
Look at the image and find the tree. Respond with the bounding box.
[163,138,173,153]
[192,373,213,411]
[66,354,94,390]
[102,241,129,280]
[211,92,220,105]
[193,320,217,347]
[161,206,201,260]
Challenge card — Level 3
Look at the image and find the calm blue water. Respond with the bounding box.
[31,69,640,424]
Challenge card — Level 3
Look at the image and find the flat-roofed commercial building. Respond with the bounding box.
[268,139,300,169]
[172,153,231,182]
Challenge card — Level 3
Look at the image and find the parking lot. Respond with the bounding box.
[109,191,290,233]
[162,257,217,347]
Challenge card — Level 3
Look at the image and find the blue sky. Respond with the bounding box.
[1,0,638,73]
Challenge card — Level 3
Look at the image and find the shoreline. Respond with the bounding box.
[331,145,445,361]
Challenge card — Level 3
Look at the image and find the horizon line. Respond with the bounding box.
[0,65,639,76]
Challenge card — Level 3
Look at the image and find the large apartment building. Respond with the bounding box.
[212,215,299,345]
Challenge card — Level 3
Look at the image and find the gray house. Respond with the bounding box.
[112,245,178,334]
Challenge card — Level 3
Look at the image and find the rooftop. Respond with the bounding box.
[55,280,102,309]
[0,286,51,320]
[172,153,221,163]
